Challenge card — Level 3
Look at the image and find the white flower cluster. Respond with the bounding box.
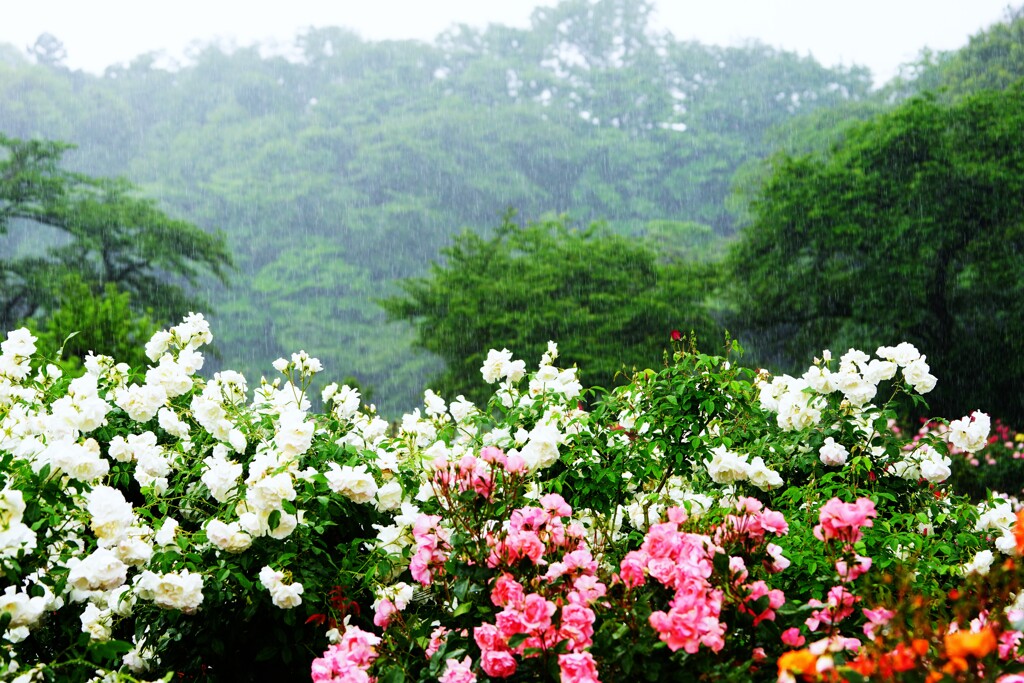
[948,410,992,453]
[0,328,36,381]
[515,414,565,471]
[976,498,1020,555]
[480,348,526,385]
[528,342,581,400]
[892,444,953,483]
[0,488,36,558]
[272,350,323,379]
[323,383,362,422]
[259,566,304,609]
[622,476,715,531]
[135,569,204,613]
[704,445,783,491]
[759,344,937,433]
[325,463,379,504]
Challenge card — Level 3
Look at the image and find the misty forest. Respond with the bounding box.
[3,0,1022,420]
[6,0,1024,679]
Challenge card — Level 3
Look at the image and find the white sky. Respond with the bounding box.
[0,0,1016,86]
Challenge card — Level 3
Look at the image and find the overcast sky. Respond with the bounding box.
[1,0,1016,87]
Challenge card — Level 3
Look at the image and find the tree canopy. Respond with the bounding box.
[0,0,879,412]
[383,212,723,405]
[728,84,1024,422]
[0,134,233,342]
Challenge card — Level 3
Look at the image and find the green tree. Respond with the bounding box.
[383,212,723,405]
[27,274,157,371]
[729,85,1024,422]
[883,7,1024,101]
[0,134,233,330]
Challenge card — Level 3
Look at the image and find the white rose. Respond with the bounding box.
[136,569,204,613]
[115,384,167,423]
[68,548,127,591]
[949,411,991,453]
[375,480,405,512]
[705,445,749,484]
[80,603,112,641]
[270,582,304,609]
[818,437,849,467]
[206,519,253,553]
[963,549,995,576]
[155,518,179,547]
[746,456,783,491]
[86,486,135,543]
[324,463,378,504]
[902,357,937,394]
[919,452,952,483]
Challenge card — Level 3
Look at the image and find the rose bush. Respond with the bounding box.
[1,319,1022,682]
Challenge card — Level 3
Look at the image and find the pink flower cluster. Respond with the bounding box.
[814,497,877,586]
[410,514,451,587]
[474,567,604,677]
[806,585,859,633]
[619,500,794,654]
[813,497,877,544]
[715,497,791,575]
[431,447,527,503]
[558,652,600,683]
[466,495,607,680]
[740,580,786,627]
[715,497,789,548]
[311,627,381,683]
[862,606,895,640]
[618,508,724,653]
[486,494,584,568]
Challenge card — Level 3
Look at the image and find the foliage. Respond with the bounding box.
[728,84,1024,424]
[381,212,723,406]
[883,7,1024,102]
[0,134,233,330]
[26,275,158,372]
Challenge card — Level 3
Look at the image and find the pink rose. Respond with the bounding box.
[481,650,518,678]
[618,551,648,588]
[473,623,505,652]
[439,656,477,683]
[814,497,877,544]
[781,627,805,647]
[479,446,506,465]
[373,597,397,628]
[540,493,572,517]
[558,652,600,683]
[522,593,556,632]
[490,573,526,608]
[505,452,527,473]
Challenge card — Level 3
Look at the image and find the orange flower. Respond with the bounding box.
[846,653,876,676]
[887,643,919,672]
[942,657,969,675]
[778,649,818,677]
[1014,508,1024,554]
[944,627,997,660]
[911,639,930,657]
